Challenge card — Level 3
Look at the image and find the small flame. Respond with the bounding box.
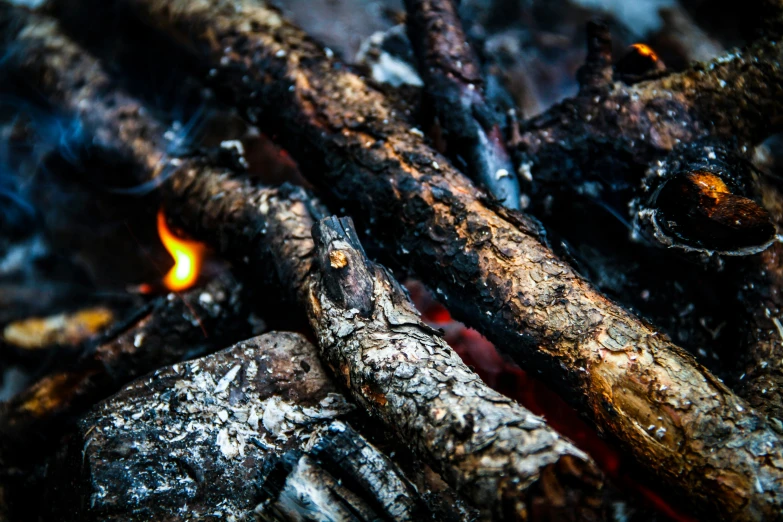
[157,209,205,291]
[630,43,659,62]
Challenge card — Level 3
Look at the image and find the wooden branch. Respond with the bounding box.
[310,216,604,521]
[0,7,600,518]
[0,271,252,452]
[403,0,521,209]
[43,1,783,518]
[46,332,434,521]
[576,20,614,92]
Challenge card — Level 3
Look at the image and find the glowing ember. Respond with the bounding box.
[630,43,659,62]
[157,209,205,291]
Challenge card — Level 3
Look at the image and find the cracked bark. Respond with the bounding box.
[0,7,597,519]
[309,216,604,521]
[42,0,783,519]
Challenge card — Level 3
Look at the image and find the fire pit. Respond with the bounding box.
[1,0,782,520]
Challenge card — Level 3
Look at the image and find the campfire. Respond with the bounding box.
[1,0,782,520]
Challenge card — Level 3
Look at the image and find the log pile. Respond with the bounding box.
[1,0,783,521]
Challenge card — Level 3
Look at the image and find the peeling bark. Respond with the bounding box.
[309,216,604,521]
[41,0,783,518]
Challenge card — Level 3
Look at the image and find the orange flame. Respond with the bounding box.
[630,43,659,62]
[157,209,205,291]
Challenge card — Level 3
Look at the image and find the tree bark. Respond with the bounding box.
[0,6,602,519]
[43,0,783,519]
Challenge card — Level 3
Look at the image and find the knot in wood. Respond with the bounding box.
[329,250,349,269]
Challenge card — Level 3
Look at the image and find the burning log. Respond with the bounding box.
[45,332,439,521]
[0,6,604,519]
[403,0,521,209]
[0,270,253,452]
[42,0,783,518]
[309,216,603,520]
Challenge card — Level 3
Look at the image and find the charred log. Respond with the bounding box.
[309,216,604,521]
[40,0,783,518]
[46,332,435,521]
[632,139,776,256]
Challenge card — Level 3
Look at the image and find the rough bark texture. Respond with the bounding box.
[403,0,521,208]
[309,216,604,521]
[0,7,595,519]
[46,0,783,519]
[0,270,252,454]
[46,332,435,521]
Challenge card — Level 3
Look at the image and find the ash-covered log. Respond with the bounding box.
[0,6,602,519]
[41,0,783,518]
[46,332,437,521]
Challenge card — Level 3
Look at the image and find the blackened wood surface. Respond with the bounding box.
[403,0,521,208]
[0,270,251,453]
